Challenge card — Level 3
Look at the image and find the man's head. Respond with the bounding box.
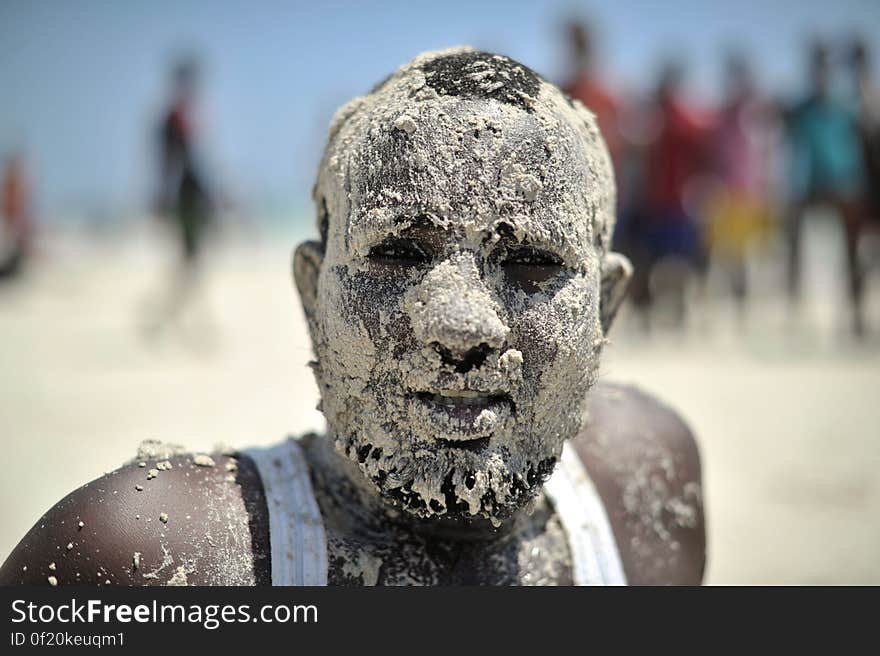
[848,36,870,79]
[171,55,199,104]
[808,40,831,96]
[295,48,630,524]
[723,52,753,103]
[567,20,595,70]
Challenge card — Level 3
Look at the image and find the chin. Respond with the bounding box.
[334,421,563,524]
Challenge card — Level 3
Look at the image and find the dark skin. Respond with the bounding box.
[0,452,271,586]
[0,381,704,586]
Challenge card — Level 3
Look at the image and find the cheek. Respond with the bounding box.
[338,267,418,359]
[507,274,600,381]
[511,307,558,370]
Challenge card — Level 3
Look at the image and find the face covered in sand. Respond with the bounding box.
[296,49,630,525]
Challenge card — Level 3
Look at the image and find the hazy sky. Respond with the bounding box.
[1,0,878,219]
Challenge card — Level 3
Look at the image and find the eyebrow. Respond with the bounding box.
[348,208,446,254]
[348,206,586,265]
[483,215,587,267]
[396,214,437,231]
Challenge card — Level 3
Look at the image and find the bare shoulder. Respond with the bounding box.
[569,382,706,585]
[0,443,270,586]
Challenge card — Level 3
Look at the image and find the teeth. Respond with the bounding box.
[438,389,482,399]
[429,393,490,407]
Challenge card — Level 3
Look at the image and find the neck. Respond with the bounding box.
[305,433,534,543]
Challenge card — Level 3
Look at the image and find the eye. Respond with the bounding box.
[501,246,564,288]
[367,237,429,266]
[502,247,563,267]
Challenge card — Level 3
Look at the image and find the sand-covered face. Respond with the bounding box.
[306,50,614,523]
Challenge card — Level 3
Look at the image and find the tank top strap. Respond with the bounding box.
[243,438,328,586]
[543,442,628,586]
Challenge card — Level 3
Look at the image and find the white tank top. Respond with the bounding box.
[244,438,627,586]
[243,439,328,585]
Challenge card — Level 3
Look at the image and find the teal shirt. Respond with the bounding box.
[789,95,863,199]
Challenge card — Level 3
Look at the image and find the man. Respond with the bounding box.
[0,151,32,280]
[848,37,880,301]
[141,57,216,342]
[561,20,623,172]
[785,42,865,335]
[631,62,713,328]
[157,57,212,265]
[706,54,777,310]
[0,49,705,586]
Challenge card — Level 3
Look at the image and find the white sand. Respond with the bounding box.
[1,221,878,584]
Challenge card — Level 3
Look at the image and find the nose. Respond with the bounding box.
[404,253,509,368]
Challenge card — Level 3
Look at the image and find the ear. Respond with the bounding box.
[293,240,324,327]
[599,252,632,335]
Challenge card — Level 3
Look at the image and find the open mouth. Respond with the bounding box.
[416,390,510,407]
[409,390,515,443]
[436,435,491,452]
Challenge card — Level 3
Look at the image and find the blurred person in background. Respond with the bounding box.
[144,56,217,342]
[629,61,713,329]
[785,41,865,336]
[847,38,880,278]
[559,18,644,299]
[561,19,623,171]
[157,57,213,263]
[0,151,32,281]
[849,39,880,220]
[704,53,778,314]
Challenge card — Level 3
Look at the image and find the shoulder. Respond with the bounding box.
[569,382,706,585]
[0,442,270,586]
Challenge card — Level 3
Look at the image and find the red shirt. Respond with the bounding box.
[644,97,712,216]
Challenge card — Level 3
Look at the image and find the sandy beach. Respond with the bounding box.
[2,220,878,584]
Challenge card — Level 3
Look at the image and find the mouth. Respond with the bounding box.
[408,389,515,444]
